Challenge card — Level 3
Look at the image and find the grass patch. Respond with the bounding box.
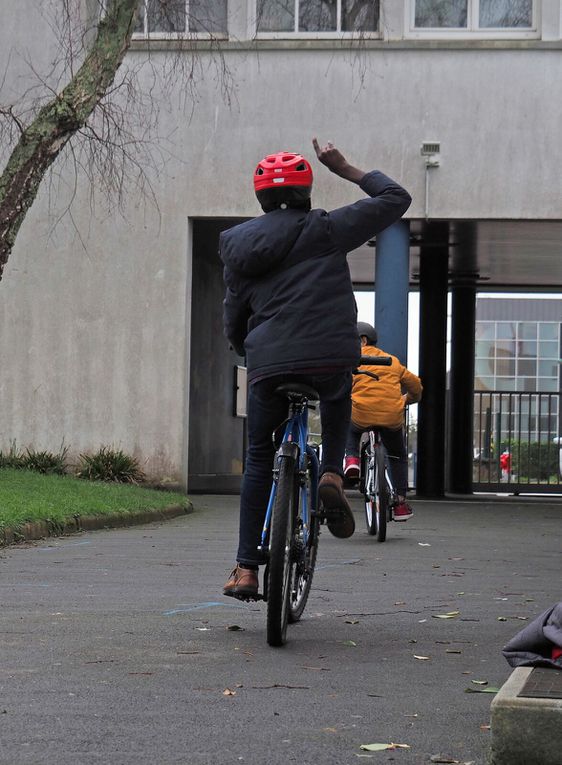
[0,468,189,530]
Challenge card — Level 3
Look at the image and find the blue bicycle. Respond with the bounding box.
[260,356,391,647]
[258,381,320,647]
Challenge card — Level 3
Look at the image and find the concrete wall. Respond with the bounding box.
[1,0,561,482]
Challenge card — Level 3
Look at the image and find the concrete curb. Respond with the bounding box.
[490,667,562,764]
[0,503,193,546]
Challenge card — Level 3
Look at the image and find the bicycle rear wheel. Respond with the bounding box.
[362,442,377,536]
[374,446,389,543]
[288,448,320,622]
[267,454,297,647]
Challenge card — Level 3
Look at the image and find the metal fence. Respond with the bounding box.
[473,390,562,494]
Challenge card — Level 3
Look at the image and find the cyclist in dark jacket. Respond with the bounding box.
[222,138,411,600]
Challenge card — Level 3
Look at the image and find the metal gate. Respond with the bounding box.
[473,390,562,494]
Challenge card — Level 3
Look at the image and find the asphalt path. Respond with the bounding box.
[1,494,561,765]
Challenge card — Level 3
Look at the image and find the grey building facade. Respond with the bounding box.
[1,1,561,491]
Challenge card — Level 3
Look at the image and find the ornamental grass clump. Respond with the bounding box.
[22,447,68,475]
[0,443,25,469]
[0,444,68,474]
[76,446,146,484]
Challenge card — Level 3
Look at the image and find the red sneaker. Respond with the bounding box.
[393,502,414,521]
[343,456,360,479]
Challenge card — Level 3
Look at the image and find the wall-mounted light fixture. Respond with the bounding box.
[421,141,441,219]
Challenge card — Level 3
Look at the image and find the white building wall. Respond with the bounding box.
[0,0,561,481]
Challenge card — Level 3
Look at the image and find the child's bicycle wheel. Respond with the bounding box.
[363,443,389,542]
[266,453,297,647]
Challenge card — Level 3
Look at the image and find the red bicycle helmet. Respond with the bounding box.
[253,151,313,192]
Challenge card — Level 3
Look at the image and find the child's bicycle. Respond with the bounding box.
[260,356,391,647]
[359,427,399,543]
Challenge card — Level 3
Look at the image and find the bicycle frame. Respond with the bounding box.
[259,399,318,555]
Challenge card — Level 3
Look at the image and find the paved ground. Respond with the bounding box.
[1,493,561,765]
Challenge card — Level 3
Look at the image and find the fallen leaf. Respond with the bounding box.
[433,611,460,619]
[418,543,431,547]
[251,683,310,689]
[465,687,500,694]
[323,727,338,733]
[360,743,410,752]
[345,619,359,625]
[471,680,488,685]
[342,640,357,647]
[414,655,431,660]
[446,649,462,654]
[223,688,236,696]
[497,617,508,622]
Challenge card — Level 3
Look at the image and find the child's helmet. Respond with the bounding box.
[357,322,378,345]
[254,151,313,212]
[253,151,313,193]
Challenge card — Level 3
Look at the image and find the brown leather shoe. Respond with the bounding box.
[318,472,355,539]
[223,564,259,600]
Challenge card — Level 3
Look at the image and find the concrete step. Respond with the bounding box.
[490,667,562,764]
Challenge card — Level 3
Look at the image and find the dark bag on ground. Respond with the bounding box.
[502,601,562,669]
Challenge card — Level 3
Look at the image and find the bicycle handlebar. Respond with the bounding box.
[359,356,392,366]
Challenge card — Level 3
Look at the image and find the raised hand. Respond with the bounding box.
[312,137,349,176]
[312,137,365,184]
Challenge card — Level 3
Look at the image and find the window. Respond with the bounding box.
[409,0,537,37]
[474,320,560,394]
[134,0,227,36]
[256,0,380,35]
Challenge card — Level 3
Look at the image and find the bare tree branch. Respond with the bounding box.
[0,0,138,281]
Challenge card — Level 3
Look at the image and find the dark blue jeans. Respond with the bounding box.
[237,371,352,566]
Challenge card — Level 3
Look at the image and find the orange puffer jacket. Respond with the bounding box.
[352,344,423,430]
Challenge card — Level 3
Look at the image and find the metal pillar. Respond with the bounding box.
[375,220,410,364]
[449,279,477,493]
[416,222,449,499]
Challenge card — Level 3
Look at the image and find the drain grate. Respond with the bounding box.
[518,667,562,699]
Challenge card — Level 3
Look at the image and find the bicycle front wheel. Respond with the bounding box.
[374,446,389,543]
[267,454,297,647]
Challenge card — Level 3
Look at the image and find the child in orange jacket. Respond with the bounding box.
[344,322,422,520]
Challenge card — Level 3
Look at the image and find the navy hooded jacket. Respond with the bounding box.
[220,170,411,383]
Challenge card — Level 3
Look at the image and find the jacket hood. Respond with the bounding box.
[220,208,307,277]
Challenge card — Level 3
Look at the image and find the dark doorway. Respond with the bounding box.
[188,218,248,492]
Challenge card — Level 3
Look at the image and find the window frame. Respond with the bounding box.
[132,0,229,40]
[254,0,381,40]
[405,0,540,40]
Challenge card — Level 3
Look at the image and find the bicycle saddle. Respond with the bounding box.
[275,383,319,402]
